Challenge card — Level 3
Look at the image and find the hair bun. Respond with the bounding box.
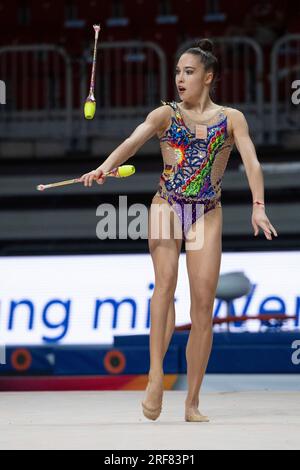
[197,38,214,53]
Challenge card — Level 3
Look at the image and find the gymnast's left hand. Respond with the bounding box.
[252,206,278,240]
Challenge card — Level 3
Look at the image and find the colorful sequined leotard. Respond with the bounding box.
[153,100,235,240]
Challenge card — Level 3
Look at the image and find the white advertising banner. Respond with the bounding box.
[0,251,299,345]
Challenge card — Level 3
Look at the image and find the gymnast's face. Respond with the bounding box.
[176,53,213,102]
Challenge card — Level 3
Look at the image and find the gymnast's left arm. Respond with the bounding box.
[229,109,278,241]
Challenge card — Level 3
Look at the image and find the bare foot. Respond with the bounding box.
[185,402,209,422]
[143,373,164,410]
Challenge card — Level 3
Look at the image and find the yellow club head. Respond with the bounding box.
[118,165,136,177]
[84,100,96,120]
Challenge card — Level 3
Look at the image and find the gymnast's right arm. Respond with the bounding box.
[79,105,171,187]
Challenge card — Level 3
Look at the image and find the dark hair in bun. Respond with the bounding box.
[181,38,219,96]
[197,38,214,53]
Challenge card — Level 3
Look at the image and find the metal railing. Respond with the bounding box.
[271,34,300,144]
[0,36,299,153]
[0,45,72,151]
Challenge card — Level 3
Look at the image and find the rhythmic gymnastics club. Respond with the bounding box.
[84,24,101,120]
[36,165,136,191]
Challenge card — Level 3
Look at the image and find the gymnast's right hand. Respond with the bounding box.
[79,167,107,187]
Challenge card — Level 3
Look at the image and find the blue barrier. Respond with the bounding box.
[0,332,299,375]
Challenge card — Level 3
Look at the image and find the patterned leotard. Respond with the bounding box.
[153,100,235,240]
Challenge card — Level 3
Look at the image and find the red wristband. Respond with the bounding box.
[253,201,265,206]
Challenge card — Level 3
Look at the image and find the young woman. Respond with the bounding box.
[80,39,278,422]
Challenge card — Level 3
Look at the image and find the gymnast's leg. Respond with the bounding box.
[184,205,223,421]
[143,195,183,414]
